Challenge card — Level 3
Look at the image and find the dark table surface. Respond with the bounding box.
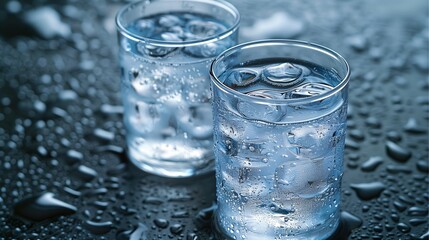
[0,0,428,239]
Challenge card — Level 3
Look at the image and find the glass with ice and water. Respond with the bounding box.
[210,40,350,239]
[116,0,239,177]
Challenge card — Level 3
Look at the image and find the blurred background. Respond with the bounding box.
[0,0,428,239]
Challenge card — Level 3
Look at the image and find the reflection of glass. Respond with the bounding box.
[116,0,239,177]
[210,40,350,239]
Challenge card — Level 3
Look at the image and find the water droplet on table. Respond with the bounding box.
[404,118,427,134]
[77,165,98,181]
[83,220,112,235]
[385,141,412,162]
[350,182,385,200]
[154,218,169,228]
[170,223,184,235]
[116,223,148,240]
[361,156,383,172]
[14,192,77,221]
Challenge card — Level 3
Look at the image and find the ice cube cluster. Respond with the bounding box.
[127,12,234,58]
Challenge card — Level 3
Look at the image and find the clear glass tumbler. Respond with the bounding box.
[116,0,239,177]
[210,40,350,239]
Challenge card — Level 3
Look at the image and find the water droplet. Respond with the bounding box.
[195,204,216,229]
[172,210,189,218]
[107,163,127,176]
[100,104,124,115]
[345,139,360,150]
[116,223,148,240]
[409,218,427,226]
[361,156,383,172]
[63,186,81,197]
[365,117,382,128]
[386,164,412,174]
[83,220,112,235]
[350,182,385,200]
[14,192,77,221]
[77,165,98,181]
[398,195,415,205]
[66,149,83,164]
[346,35,368,51]
[187,232,198,240]
[94,128,115,141]
[404,118,427,134]
[154,218,169,228]
[386,130,402,142]
[416,160,429,173]
[393,201,407,212]
[385,141,412,162]
[396,222,410,233]
[142,197,164,205]
[96,145,124,155]
[170,223,184,235]
[349,129,365,141]
[407,206,428,216]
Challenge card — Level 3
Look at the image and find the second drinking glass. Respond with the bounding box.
[116,0,240,177]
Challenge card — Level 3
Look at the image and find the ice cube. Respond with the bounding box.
[125,102,171,134]
[236,91,286,122]
[137,42,178,58]
[183,40,231,58]
[275,161,330,198]
[176,106,212,140]
[133,19,155,36]
[222,68,259,87]
[261,63,304,87]
[130,69,178,99]
[160,32,183,42]
[284,124,336,159]
[185,20,227,38]
[288,82,334,98]
[158,15,183,28]
[222,166,271,197]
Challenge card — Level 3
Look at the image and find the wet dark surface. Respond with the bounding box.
[0,0,428,239]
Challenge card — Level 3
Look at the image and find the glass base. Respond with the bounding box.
[212,212,340,240]
[127,147,214,178]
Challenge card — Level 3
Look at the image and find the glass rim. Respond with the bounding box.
[210,39,351,105]
[115,0,240,48]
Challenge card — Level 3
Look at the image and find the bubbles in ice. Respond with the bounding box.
[261,63,304,87]
[222,68,259,87]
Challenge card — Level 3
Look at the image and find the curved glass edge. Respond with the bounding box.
[115,0,240,47]
[210,39,351,106]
